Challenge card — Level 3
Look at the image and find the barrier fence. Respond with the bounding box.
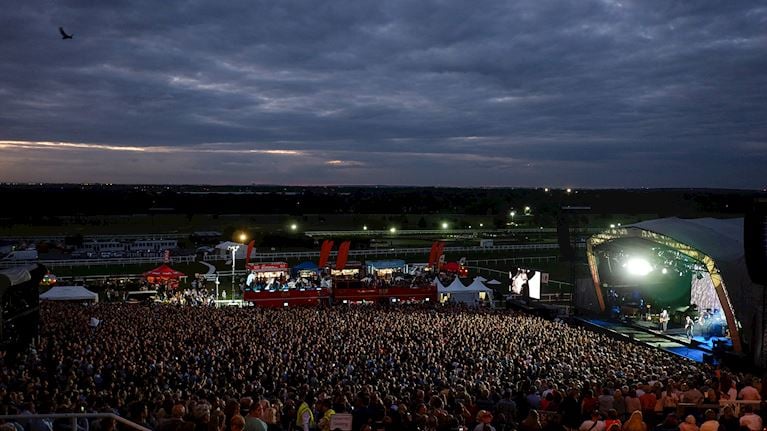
[534,401,761,428]
[206,243,567,263]
[0,394,758,431]
[0,255,196,269]
[0,413,149,431]
[1,242,580,269]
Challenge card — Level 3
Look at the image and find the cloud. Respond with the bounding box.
[0,0,765,187]
[325,160,366,168]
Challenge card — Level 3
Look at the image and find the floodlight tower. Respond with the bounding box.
[227,244,241,296]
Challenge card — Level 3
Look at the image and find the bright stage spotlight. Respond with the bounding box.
[626,257,653,276]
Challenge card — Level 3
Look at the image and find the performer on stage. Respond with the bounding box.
[659,309,670,332]
[685,315,694,340]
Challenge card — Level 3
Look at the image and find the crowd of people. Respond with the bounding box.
[245,269,438,293]
[245,274,326,292]
[0,302,763,431]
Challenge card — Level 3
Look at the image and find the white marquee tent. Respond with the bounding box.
[437,277,494,307]
[40,285,98,302]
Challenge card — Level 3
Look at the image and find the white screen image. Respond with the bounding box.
[511,269,528,294]
[528,271,541,299]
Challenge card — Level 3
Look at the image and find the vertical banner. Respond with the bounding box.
[436,241,446,268]
[336,240,351,271]
[163,249,170,263]
[427,241,440,267]
[245,240,255,266]
[318,240,334,268]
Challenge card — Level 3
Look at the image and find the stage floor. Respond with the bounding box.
[577,317,730,363]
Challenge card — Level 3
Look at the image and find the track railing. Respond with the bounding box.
[0,413,150,431]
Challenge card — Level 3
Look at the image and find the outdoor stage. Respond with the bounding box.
[575,315,732,364]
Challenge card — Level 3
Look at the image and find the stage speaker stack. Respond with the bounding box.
[0,263,46,362]
[744,199,767,285]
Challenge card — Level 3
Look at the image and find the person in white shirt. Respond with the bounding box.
[721,381,737,401]
[579,411,606,431]
[659,309,669,332]
[738,381,761,401]
[739,406,763,431]
[699,410,719,431]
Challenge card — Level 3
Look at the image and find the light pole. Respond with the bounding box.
[227,244,241,297]
[215,276,220,304]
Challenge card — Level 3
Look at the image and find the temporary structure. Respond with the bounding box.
[587,217,760,358]
[438,277,494,307]
[143,264,185,283]
[40,285,98,302]
[465,278,495,304]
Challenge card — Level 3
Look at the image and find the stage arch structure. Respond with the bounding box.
[587,217,763,358]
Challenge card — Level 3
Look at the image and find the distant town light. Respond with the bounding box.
[479,223,484,227]
[290,224,297,231]
[389,227,397,233]
[510,211,516,217]
[610,224,616,229]
[441,222,448,229]
[544,188,549,192]
[566,188,573,193]
[363,225,368,231]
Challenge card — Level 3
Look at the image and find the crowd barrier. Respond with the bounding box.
[716,399,761,415]
[205,244,567,262]
[537,401,762,429]
[0,255,196,269]
[0,413,149,431]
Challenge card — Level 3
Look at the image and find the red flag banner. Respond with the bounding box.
[436,241,447,269]
[245,240,255,265]
[428,241,439,267]
[318,240,334,268]
[336,240,351,271]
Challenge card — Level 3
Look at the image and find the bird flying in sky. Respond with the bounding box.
[59,27,73,39]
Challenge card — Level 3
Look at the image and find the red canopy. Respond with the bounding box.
[443,262,461,272]
[143,264,185,281]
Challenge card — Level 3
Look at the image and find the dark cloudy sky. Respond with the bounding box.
[1,1,765,188]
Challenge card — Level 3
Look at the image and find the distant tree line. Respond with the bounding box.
[0,184,761,221]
